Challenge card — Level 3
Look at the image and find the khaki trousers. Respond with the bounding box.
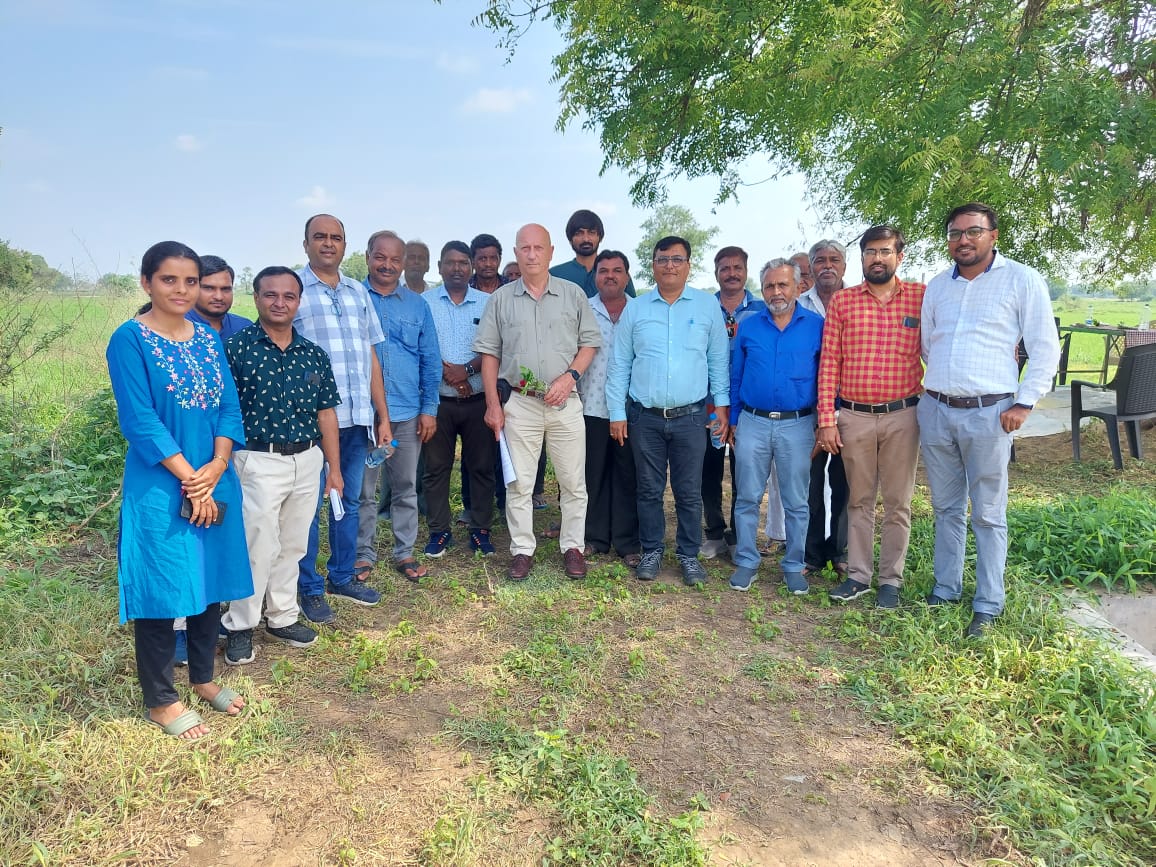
[503,392,587,555]
[837,405,919,587]
[223,447,323,631]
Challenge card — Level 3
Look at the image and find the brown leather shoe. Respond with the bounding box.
[508,553,534,581]
[563,547,587,579]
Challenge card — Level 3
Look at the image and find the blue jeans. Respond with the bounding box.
[917,396,1013,616]
[298,425,369,595]
[732,412,814,573]
[628,401,708,556]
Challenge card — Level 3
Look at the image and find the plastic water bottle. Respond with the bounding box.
[1085,305,1094,325]
[707,413,724,449]
[365,439,398,468]
[1140,303,1151,331]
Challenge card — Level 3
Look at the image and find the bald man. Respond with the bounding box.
[473,224,601,581]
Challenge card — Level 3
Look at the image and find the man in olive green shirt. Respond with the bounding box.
[473,223,602,581]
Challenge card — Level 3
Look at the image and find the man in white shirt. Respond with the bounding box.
[920,202,1060,638]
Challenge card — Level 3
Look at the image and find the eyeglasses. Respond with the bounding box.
[862,248,896,258]
[653,256,688,267]
[724,311,737,338]
[324,289,342,318]
[946,226,992,242]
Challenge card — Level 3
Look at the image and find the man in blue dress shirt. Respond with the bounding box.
[606,236,730,586]
[186,255,251,338]
[728,258,824,595]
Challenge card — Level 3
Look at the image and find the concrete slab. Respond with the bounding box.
[1067,589,1156,675]
[1014,386,1115,440]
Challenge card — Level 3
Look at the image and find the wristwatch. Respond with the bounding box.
[465,362,477,377]
[566,368,581,382]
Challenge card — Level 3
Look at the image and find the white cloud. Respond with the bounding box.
[436,52,478,75]
[460,87,532,115]
[297,185,336,208]
[174,134,203,152]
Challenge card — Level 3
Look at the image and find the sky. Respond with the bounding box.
[0,0,868,285]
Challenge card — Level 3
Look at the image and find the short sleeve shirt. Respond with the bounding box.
[472,276,602,385]
[225,323,341,444]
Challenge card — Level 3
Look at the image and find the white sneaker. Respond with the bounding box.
[700,538,729,559]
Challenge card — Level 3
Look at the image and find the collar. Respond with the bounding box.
[362,277,408,299]
[302,263,357,292]
[715,288,756,311]
[255,321,302,349]
[951,250,1004,281]
[432,282,480,305]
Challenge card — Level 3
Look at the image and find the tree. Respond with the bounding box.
[97,273,137,295]
[342,252,368,282]
[0,240,73,388]
[633,204,718,285]
[469,0,1156,278]
[236,266,254,295]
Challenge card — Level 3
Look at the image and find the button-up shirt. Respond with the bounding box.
[186,308,252,340]
[363,279,441,422]
[225,323,340,444]
[817,280,926,427]
[426,283,489,398]
[922,251,1060,407]
[579,293,631,419]
[473,276,602,387]
[293,265,385,428]
[606,285,730,421]
[550,258,637,299]
[798,286,835,318]
[729,304,824,427]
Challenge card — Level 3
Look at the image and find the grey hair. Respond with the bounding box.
[366,230,405,255]
[759,257,801,284]
[808,239,846,264]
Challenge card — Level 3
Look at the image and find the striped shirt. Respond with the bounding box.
[817,280,925,427]
[922,252,1060,407]
[293,265,385,428]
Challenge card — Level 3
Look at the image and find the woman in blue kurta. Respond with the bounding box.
[106,241,254,739]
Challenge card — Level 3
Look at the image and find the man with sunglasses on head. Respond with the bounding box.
[292,214,393,625]
[920,202,1059,639]
[700,246,764,560]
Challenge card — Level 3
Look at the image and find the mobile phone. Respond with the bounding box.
[179,493,227,525]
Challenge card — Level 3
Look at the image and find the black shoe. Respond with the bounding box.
[965,612,996,638]
[829,578,872,602]
[875,584,900,609]
[224,628,255,666]
[925,593,960,606]
[635,549,663,581]
[266,621,319,648]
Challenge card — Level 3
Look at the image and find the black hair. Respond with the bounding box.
[594,249,630,272]
[943,202,998,232]
[565,209,604,241]
[470,233,502,259]
[304,213,346,240]
[859,225,905,253]
[141,241,201,281]
[714,246,748,267]
[253,266,303,296]
[199,254,235,281]
[440,240,471,260]
[653,235,691,258]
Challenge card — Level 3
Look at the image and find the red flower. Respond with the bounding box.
[519,379,527,387]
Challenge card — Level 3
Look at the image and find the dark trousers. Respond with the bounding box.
[701,429,737,544]
[424,396,496,533]
[584,415,640,556]
[134,603,220,708]
[462,440,545,509]
[628,401,708,557]
[805,450,849,568]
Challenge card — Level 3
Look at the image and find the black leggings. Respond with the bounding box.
[133,604,220,708]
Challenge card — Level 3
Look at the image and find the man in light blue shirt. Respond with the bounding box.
[293,214,392,624]
[606,236,730,585]
[355,230,441,583]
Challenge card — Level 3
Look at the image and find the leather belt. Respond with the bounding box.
[925,390,1013,409]
[244,438,320,455]
[743,406,814,420]
[842,395,920,414]
[637,400,705,419]
[444,391,485,403]
[512,385,575,401]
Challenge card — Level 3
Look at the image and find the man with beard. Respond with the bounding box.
[920,203,1059,638]
[701,246,764,559]
[728,259,824,594]
[799,239,850,579]
[817,226,925,610]
[550,209,636,298]
[356,230,440,582]
[187,255,252,338]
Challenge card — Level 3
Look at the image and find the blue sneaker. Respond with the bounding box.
[425,531,453,558]
[173,629,188,666]
[729,566,757,592]
[469,528,496,556]
[299,593,336,624]
[327,579,380,606]
[783,571,810,595]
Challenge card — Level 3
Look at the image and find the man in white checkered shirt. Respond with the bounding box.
[919,202,1060,639]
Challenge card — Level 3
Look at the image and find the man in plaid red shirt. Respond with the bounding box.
[816,225,925,608]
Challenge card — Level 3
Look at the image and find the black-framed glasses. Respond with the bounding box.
[946,227,992,242]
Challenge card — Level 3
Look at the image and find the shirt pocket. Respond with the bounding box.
[683,319,711,354]
[391,317,424,356]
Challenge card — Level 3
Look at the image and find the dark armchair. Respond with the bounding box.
[1071,343,1156,469]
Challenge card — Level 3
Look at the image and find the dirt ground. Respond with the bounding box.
[160,424,1156,866]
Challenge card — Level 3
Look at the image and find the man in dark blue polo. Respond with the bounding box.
[550,209,636,299]
[728,258,824,594]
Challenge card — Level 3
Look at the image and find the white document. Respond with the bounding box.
[325,463,345,520]
[498,430,517,486]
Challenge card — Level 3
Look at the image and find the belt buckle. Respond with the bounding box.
[662,406,676,419]
[768,411,782,420]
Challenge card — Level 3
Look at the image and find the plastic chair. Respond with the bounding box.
[1071,343,1156,469]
